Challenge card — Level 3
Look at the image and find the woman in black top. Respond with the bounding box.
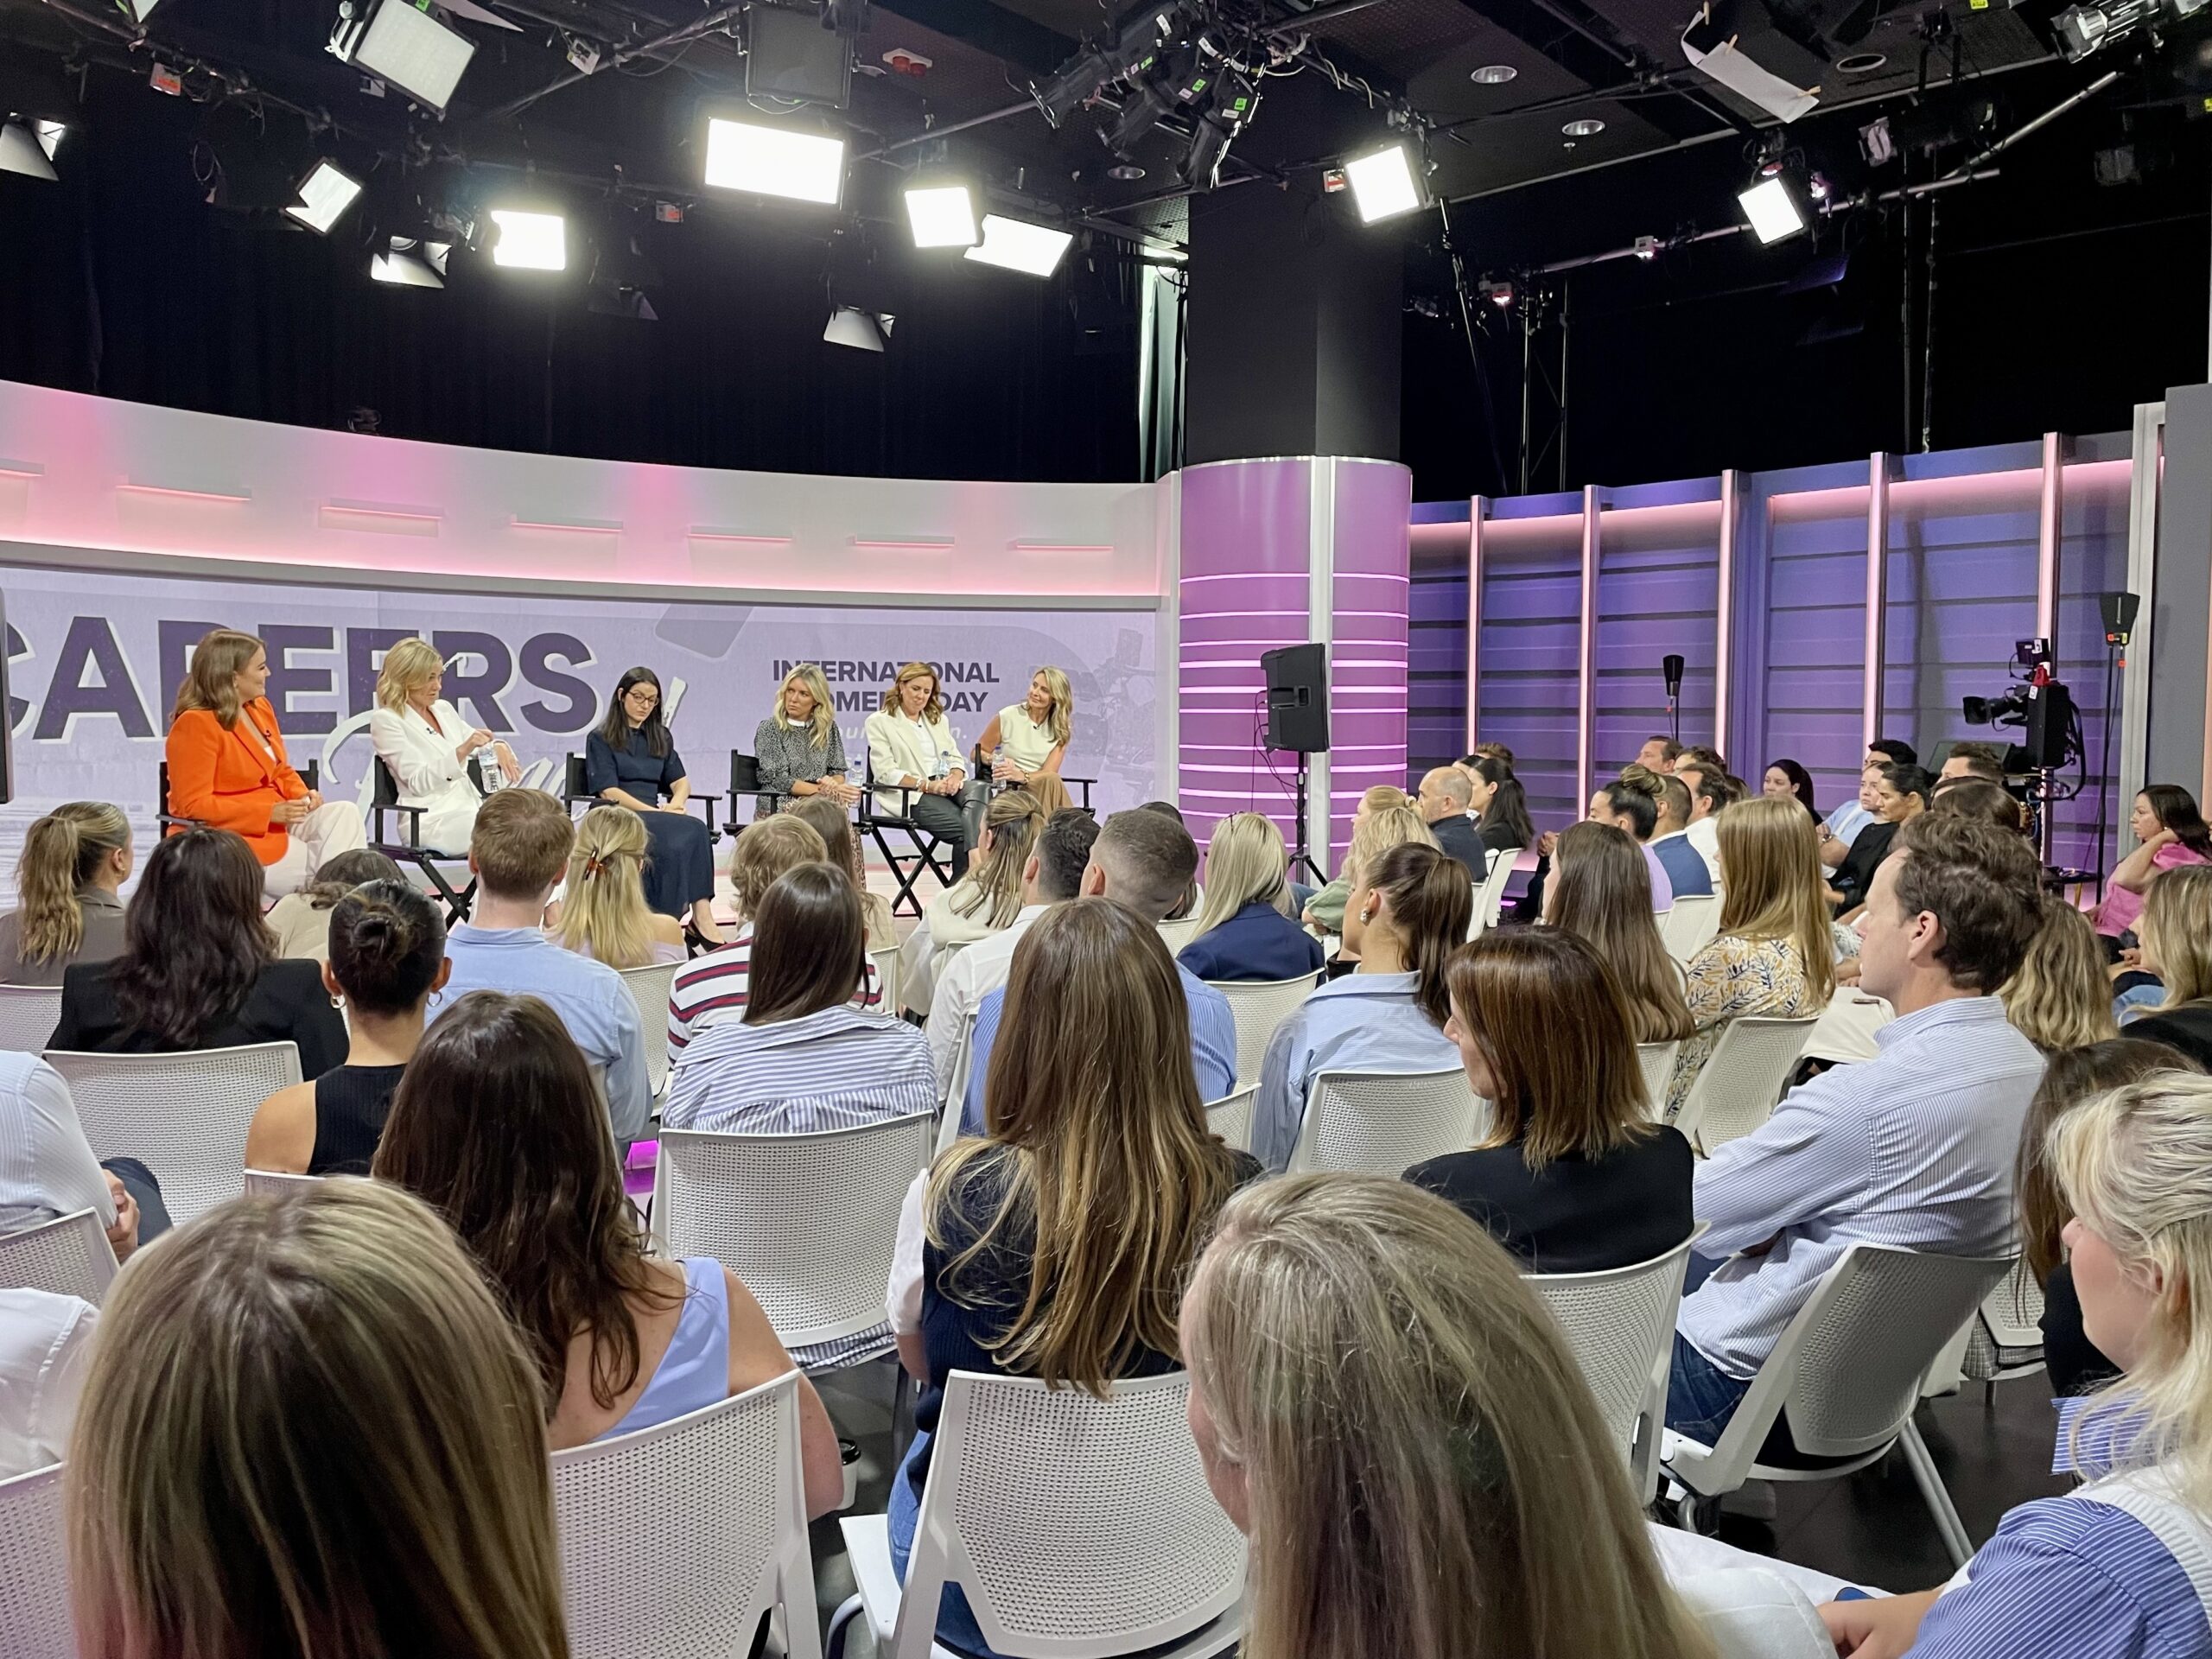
[51,828,346,1077]
[583,665,721,944]
[1406,926,1693,1274]
[245,879,449,1176]
[1829,760,1931,918]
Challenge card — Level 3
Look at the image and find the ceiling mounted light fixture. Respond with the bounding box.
[285,159,365,234]
[902,181,976,247]
[1343,141,1424,223]
[702,115,846,205]
[489,207,566,270]
[1738,173,1806,244]
[0,116,60,181]
[963,213,1073,276]
[371,236,449,288]
[824,305,892,351]
[1562,117,1605,136]
[1471,63,1518,83]
[327,0,480,114]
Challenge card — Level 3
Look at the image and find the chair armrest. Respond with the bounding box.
[369,801,427,851]
[684,792,721,841]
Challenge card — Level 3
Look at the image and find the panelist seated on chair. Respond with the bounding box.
[0,802,131,987]
[368,636,518,854]
[1544,823,1695,1050]
[1665,814,2046,1448]
[165,629,367,899]
[753,663,861,815]
[264,849,406,963]
[976,664,1072,793]
[863,660,971,880]
[550,808,685,968]
[52,827,346,1080]
[1176,812,1325,983]
[1406,928,1694,1275]
[585,665,722,946]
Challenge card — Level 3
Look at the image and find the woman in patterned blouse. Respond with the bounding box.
[1666,795,1836,1117]
[752,664,859,812]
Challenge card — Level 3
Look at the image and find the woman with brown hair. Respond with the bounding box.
[863,659,970,877]
[0,801,131,985]
[904,786,1046,1012]
[1666,796,1835,1116]
[885,896,1259,1659]
[1546,820,1694,1046]
[784,791,898,951]
[1408,927,1694,1272]
[373,989,843,1506]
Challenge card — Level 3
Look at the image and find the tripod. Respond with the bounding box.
[1289,753,1327,887]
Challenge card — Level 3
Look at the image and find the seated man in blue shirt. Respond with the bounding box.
[1667,812,2046,1445]
[961,806,1236,1133]
[432,788,652,1145]
[1649,774,1714,899]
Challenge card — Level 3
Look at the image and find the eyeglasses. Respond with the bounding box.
[624,687,660,707]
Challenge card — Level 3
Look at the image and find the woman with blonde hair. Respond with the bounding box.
[1179,812,1325,982]
[0,801,130,984]
[864,660,970,878]
[979,665,1074,791]
[369,636,520,855]
[552,804,686,967]
[1547,820,1694,1047]
[753,663,859,812]
[1666,796,1834,1116]
[2003,899,2120,1052]
[67,1178,571,1659]
[1185,1175,1819,1659]
[1301,794,1433,939]
[2118,865,2212,1069]
[887,898,1258,1658]
[903,787,1046,1012]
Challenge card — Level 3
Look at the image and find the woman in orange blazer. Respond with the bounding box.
[166,629,367,898]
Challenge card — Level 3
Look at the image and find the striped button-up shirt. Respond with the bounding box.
[661,1003,935,1135]
[1678,995,2044,1379]
[665,925,884,1052]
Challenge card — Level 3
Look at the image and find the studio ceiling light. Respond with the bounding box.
[1343,143,1422,224]
[824,306,892,351]
[1562,117,1605,137]
[286,160,364,234]
[903,181,976,248]
[702,116,845,205]
[1471,63,1517,83]
[328,0,479,114]
[1738,174,1806,244]
[0,117,59,181]
[490,208,566,270]
[963,213,1072,276]
[371,236,449,288]
[117,0,163,17]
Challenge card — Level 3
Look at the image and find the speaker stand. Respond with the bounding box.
[1290,753,1328,887]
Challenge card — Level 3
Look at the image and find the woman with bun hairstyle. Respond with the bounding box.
[1588,765,1675,912]
[0,802,131,985]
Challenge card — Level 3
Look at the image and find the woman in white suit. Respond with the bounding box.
[863,661,969,880]
[369,639,521,853]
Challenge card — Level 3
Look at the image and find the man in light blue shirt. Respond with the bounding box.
[431,791,652,1144]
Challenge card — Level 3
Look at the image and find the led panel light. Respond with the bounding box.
[490,209,566,270]
[1343,143,1421,224]
[0,118,57,182]
[963,214,1071,276]
[286,160,364,234]
[1738,175,1805,245]
[339,0,479,114]
[824,306,888,351]
[372,237,450,287]
[904,183,976,248]
[702,117,844,205]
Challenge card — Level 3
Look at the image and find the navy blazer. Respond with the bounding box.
[1429,811,1489,880]
[1178,901,1327,983]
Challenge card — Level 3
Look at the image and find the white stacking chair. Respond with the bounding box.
[1528,1231,1700,1503]
[1204,1085,1256,1153]
[0,986,63,1053]
[0,1207,118,1305]
[0,1463,73,1659]
[1637,1039,1682,1118]
[616,961,682,1103]
[869,944,902,1015]
[1154,916,1204,956]
[1287,1067,1484,1176]
[1662,1243,2012,1569]
[1661,894,1723,963]
[553,1375,822,1659]
[1961,1255,2046,1401]
[654,1115,932,1366]
[1672,1015,1819,1154]
[45,1041,302,1224]
[1209,974,1322,1086]
[1468,846,1522,939]
[828,1370,1244,1659]
[938,1007,983,1153]
[242,1169,327,1199]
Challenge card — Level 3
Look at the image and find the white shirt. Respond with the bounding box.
[0,1053,114,1236]
[0,1288,96,1480]
[992,704,1058,772]
[1686,816,1723,881]
[927,902,1049,1099]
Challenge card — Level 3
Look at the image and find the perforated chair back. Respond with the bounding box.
[242,1169,325,1199]
[1154,916,1203,956]
[898,1370,1244,1659]
[0,987,63,1053]
[0,1208,117,1304]
[0,1464,73,1659]
[868,944,901,1013]
[1673,1016,1817,1152]
[1964,1255,2047,1382]
[45,1042,302,1224]
[1661,894,1723,963]
[1529,1234,1697,1494]
[617,961,682,1100]
[1289,1067,1485,1175]
[1637,1039,1682,1118]
[1204,1085,1256,1153]
[1471,845,1522,937]
[654,1115,932,1350]
[553,1374,822,1659]
[1209,974,1322,1085]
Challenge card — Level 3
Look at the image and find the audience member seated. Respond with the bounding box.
[1589,766,1675,912]
[2116,866,2212,1065]
[1675,761,1734,883]
[783,792,898,950]
[1139,799,1203,919]
[668,814,884,1052]
[433,790,649,1144]
[1416,766,1487,878]
[585,664,722,943]
[66,1178,573,1659]
[164,627,367,898]
[2002,898,2119,1052]
[753,662,861,812]
[1931,777,2028,834]
[1763,758,1821,824]
[928,809,1098,1097]
[550,805,686,967]
[1252,842,1470,1173]
[1408,929,1694,1271]
[1937,739,2007,785]
[1667,813,2044,1444]
[1818,760,1885,871]
[1178,812,1326,982]
[52,827,346,1078]
[901,787,1045,1014]
[887,898,1261,1659]
[1185,1175,1827,1659]
[0,1285,94,1479]
[961,807,1233,1132]
[1636,732,1686,772]
[1298,785,1415,933]
[375,989,842,1503]
[263,849,408,962]
[1817,1071,2212,1658]
[1667,797,1834,1116]
[1546,821,1694,1048]
[2016,1039,2189,1400]
[1649,774,1715,899]
[664,863,933,1135]
[0,1052,160,1255]
[245,880,448,1176]
[1466,753,1535,863]
[368,634,518,853]
[2096,784,2212,947]
[0,803,130,986]
[1828,760,1930,918]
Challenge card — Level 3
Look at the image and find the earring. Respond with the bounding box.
[329,993,345,1011]
[1358,908,1375,925]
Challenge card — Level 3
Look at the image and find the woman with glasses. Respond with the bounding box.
[584,666,721,945]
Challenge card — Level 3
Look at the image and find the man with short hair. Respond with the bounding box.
[1665,814,2045,1443]
[1868,737,1919,769]
[1938,741,2006,785]
[1649,773,1714,898]
[434,789,652,1143]
[1635,734,1684,773]
[1416,767,1485,879]
[1675,765,1731,883]
[960,808,1237,1132]
[927,810,1099,1101]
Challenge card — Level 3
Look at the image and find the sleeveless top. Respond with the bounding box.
[308,1064,409,1175]
[603,1257,732,1440]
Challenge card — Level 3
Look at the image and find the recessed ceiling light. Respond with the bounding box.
[1836,50,1887,72]
[1471,63,1518,84]
[1108,162,1146,181]
[1562,117,1605,137]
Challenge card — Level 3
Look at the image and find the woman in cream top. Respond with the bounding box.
[368,639,519,853]
[978,666,1073,787]
[863,662,970,879]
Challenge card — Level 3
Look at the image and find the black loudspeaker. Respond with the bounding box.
[1261,642,1330,753]
[2101,591,2140,646]
[1662,653,1685,696]
[2024,679,2075,771]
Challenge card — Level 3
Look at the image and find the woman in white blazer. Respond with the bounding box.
[862,661,970,880]
[368,639,521,854]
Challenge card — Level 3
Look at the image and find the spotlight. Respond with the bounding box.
[1633,233,1659,260]
[2053,0,2200,60]
[964,213,1073,276]
[1032,3,1185,127]
[286,160,365,234]
[1471,63,1517,83]
[1033,53,1111,127]
[327,0,479,114]
[490,208,565,270]
[823,306,892,351]
[1105,80,1173,156]
[0,116,58,182]
[903,181,976,248]
[1479,277,1514,308]
[1177,72,1253,191]
[1738,174,1806,244]
[116,0,162,16]
[371,236,449,288]
[1343,143,1423,224]
[702,116,844,205]
[1808,171,1832,200]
